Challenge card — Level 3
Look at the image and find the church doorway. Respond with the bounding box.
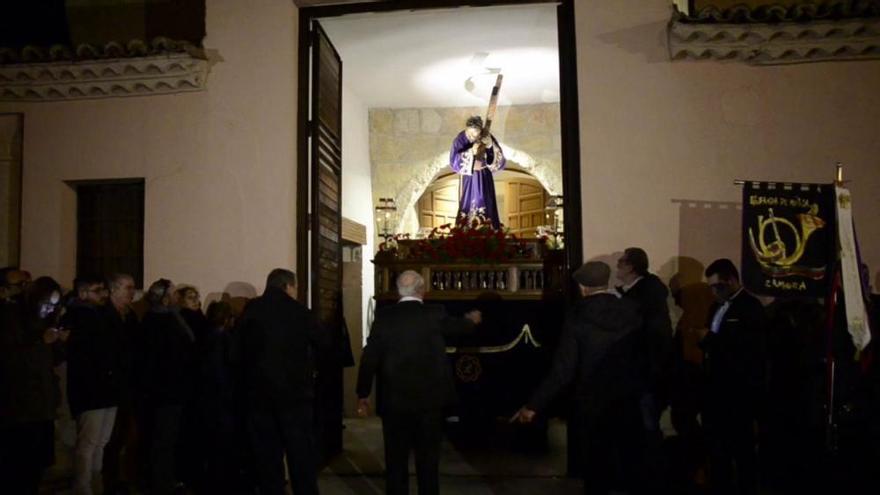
[296,0,581,466]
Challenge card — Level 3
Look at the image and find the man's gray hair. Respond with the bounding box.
[107,273,134,291]
[397,270,425,297]
[146,278,173,306]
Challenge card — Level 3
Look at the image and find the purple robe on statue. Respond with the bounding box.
[449,131,506,228]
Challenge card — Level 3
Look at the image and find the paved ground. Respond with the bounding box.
[40,417,583,494]
[318,417,582,494]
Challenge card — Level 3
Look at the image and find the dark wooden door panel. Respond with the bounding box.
[310,21,344,461]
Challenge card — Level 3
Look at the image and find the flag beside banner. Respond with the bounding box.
[741,182,836,297]
[834,185,872,351]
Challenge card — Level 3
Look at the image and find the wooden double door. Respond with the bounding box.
[418,175,549,238]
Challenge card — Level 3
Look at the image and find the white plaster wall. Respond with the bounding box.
[340,85,375,339]
[0,0,299,294]
[4,0,879,298]
[575,0,880,282]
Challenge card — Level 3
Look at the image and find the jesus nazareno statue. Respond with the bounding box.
[449,116,506,228]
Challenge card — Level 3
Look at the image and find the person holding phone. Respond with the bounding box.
[0,276,69,494]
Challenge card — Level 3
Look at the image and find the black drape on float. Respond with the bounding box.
[741,182,836,297]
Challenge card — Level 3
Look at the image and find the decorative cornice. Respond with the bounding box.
[0,52,209,101]
[679,1,880,24]
[668,13,880,64]
[0,37,198,65]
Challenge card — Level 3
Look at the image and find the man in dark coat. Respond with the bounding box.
[513,261,644,495]
[615,247,674,487]
[699,259,767,495]
[100,273,142,494]
[63,275,126,495]
[356,270,481,495]
[615,247,674,398]
[140,278,196,495]
[235,268,323,495]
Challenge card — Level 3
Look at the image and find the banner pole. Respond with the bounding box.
[735,163,843,186]
[824,269,841,453]
[827,163,842,452]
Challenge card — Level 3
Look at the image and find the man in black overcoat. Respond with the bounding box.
[615,247,674,487]
[615,247,674,398]
[513,261,644,495]
[235,268,323,495]
[356,270,480,495]
[63,275,126,495]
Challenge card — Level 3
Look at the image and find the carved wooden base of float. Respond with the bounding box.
[372,245,567,448]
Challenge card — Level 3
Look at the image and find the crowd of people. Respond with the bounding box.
[357,248,879,495]
[0,267,319,495]
[1,248,878,495]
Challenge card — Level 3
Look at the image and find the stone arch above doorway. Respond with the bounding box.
[391,143,563,234]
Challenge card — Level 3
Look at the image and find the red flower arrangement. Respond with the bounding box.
[380,213,530,264]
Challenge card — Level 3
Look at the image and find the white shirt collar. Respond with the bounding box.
[585,288,621,298]
[621,276,643,293]
[710,287,745,334]
[399,296,423,304]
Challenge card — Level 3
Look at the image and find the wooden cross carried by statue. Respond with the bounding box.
[466,73,503,175]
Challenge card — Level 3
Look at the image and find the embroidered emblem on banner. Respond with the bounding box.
[455,355,483,383]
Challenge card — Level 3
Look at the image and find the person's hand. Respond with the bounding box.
[356,398,371,418]
[695,327,709,340]
[470,141,482,153]
[42,327,60,344]
[465,310,482,325]
[510,407,536,424]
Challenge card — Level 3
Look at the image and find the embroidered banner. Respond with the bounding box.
[741,182,836,297]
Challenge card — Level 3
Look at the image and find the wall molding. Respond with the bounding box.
[668,10,880,64]
[0,52,209,101]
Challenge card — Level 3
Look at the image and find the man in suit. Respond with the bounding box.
[235,268,323,495]
[615,247,674,395]
[699,259,767,495]
[512,261,644,495]
[616,247,674,488]
[356,270,481,495]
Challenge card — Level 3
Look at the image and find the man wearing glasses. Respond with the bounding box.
[699,259,767,495]
[0,267,32,303]
[63,276,123,495]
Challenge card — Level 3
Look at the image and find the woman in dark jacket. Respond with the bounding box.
[0,276,68,494]
[174,285,210,490]
[193,300,237,493]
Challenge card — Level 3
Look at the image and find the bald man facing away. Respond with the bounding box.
[356,270,481,495]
